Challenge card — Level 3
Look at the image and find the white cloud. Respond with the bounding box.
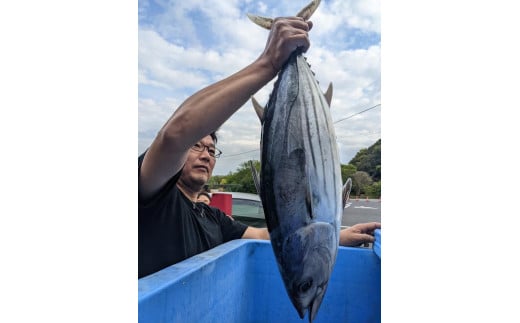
[327,0,380,33]
[138,0,381,174]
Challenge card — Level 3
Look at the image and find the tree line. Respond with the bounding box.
[208,139,381,199]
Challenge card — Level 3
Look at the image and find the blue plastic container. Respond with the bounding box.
[139,229,381,323]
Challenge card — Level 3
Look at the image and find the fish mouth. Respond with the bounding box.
[308,286,325,322]
[292,285,325,322]
[296,306,306,319]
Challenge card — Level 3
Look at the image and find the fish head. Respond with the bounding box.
[278,222,338,321]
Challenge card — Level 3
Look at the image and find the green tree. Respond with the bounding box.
[219,160,260,193]
[211,139,381,196]
[208,175,224,188]
[341,164,357,184]
[351,171,373,197]
[349,139,381,181]
[365,181,381,199]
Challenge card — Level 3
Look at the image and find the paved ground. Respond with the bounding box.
[341,198,381,227]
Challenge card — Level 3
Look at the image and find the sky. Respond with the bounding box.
[4,1,520,321]
[138,0,381,175]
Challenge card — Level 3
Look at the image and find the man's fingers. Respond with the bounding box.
[359,233,375,243]
[357,222,381,232]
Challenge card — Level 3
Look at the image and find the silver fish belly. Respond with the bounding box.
[259,51,342,322]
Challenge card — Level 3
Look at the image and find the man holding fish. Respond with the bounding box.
[138,14,380,283]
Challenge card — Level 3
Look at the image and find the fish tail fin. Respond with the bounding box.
[296,0,322,20]
[246,13,273,30]
[248,0,321,29]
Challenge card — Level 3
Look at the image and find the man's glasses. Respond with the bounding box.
[191,142,222,158]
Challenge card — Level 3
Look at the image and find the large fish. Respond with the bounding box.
[247,1,349,321]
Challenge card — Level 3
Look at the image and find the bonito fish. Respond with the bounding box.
[248,1,347,321]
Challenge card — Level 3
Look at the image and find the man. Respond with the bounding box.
[138,17,380,278]
[196,191,212,205]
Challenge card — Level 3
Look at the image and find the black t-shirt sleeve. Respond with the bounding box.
[212,207,248,241]
[138,151,181,208]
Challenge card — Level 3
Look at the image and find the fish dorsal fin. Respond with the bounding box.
[342,178,352,209]
[324,82,333,107]
[251,96,265,122]
[249,160,261,195]
[247,0,321,29]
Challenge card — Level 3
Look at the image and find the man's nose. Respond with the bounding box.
[199,147,212,159]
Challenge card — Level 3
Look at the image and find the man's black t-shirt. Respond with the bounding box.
[138,153,248,278]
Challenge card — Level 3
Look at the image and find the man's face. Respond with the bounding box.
[180,135,217,188]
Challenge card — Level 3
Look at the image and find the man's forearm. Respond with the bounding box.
[163,58,276,150]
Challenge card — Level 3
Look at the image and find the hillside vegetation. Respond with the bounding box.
[208,139,381,198]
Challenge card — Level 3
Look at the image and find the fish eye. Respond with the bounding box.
[298,279,313,294]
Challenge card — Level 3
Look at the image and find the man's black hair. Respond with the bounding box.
[210,131,218,144]
[197,191,212,200]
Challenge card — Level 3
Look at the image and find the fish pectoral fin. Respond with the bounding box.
[304,159,316,220]
[249,160,261,196]
[305,186,314,220]
[246,13,273,30]
[324,82,333,107]
[342,177,352,209]
[251,96,265,122]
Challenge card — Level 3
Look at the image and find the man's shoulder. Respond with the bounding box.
[139,179,183,211]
